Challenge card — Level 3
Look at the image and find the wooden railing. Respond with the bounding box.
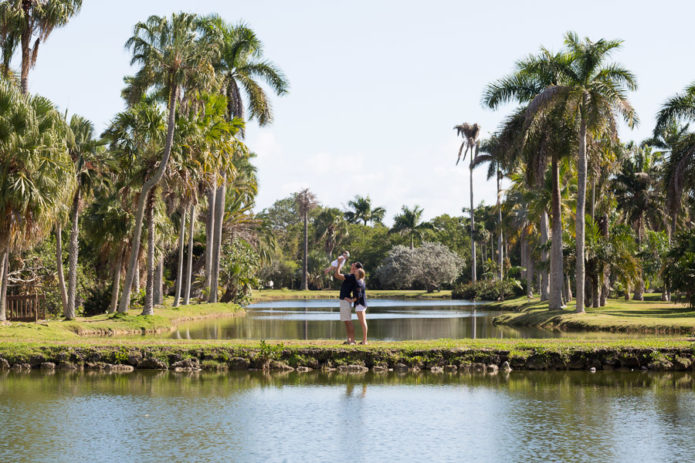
[6,294,45,322]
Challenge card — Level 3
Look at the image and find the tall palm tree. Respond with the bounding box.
[613,144,665,300]
[454,122,481,281]
[523,32,637,313]
[117,13,218,315]
[483,48,573,309]
[0,82,74,320]
[0,0,82,94]
[344,195,386,225]
[61,114,102,319]
[390,205,431,249]
[295,189,318,290]
[204,17,288,298]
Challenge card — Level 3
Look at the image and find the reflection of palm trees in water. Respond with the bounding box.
[472,308,477,339]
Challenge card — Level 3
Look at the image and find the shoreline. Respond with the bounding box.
[2,339,694,373]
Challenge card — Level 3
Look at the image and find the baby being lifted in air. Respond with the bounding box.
[324,250,350,275]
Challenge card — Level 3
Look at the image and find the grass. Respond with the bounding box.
[0,302,244,342]
[488,294,695,334]
[252,289,452,301]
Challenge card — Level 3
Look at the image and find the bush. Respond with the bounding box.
[82,285,112,316]
[376,242,464,292]
[452,279,523,301]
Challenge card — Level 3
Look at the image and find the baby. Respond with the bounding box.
[324,250,350,275]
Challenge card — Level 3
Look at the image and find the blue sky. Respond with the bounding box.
[18,0,695,223]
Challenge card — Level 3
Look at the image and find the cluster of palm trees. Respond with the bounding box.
[458,31,695,311]
[0,5,287,320]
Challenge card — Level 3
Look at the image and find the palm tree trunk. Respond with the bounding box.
[302,212,309,290]
[497,170,503,280]
[184,204,196,305]
[565,273,572,302]
[209,177,226,303]
[55,224,68,315]
[134,261,140,294]
[549,155,564,309]
[633,217,644,301]
[66,190,80,320]
[118,85,178,313]
[174,208,186,307]
[600,212,609,307]
[575,108,588,313]
[205,186,216,291]
[0,251,7,321]
[108,250,123,314]
[143,191,155,315]
[540,211,550,301]
[19,27,31,95]
[470,146,477,282]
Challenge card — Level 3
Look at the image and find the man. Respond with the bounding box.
[334,260,363,345]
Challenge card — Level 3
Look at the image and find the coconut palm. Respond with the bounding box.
[523,32,637,313]
[0,0,82,94]
[390,205,431,250]
[344,195,386,226]
[117,13,218,315]
[454,122,481,281]
[295,189,318,290]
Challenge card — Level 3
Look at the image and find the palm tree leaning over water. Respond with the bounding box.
[454,122,481,282]
[0,0,83,94]
[523,32,637,313]
[117,13,219,315]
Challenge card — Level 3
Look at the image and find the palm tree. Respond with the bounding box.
[344,195,386,225]
[117,13,218,315]
[204,17,288,298]
[60,114,102,319]
[390,205,431,249]
[483,48,574,309]
[454,122,481,281]
[295,189,318,290]
[314,208,350,259]
[523,32,637,313]
[0,0,82,94]
[0,82,74,320]
[613,144,665,300]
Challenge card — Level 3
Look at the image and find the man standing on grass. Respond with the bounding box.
[334,260,363,345]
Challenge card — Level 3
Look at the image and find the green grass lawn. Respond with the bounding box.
[0,302,244,342]
[489,294,695,334]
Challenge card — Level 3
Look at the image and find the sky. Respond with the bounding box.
[17,0,695,224]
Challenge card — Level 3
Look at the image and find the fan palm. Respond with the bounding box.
[523,32,637,313]
[117,13,218,315]
[454,122,481,281]
[0,0,82,94]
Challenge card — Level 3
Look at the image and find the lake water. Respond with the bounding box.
[167,299,558,340]
[2,370,695,462]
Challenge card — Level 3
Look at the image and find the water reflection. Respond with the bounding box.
[163,299,555,341]
[1,370,695,462]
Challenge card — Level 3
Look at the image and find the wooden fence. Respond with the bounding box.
[6,294,45,322]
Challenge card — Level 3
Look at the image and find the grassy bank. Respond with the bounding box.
[488,295,695,334]
[251,289,452,301]
[0,302,244,342]
[2,336,695,373]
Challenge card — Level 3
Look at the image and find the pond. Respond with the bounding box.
[166,298,558,341]
[1,370,695,462]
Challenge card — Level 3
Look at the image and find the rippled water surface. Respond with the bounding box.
[165,298,558,340]
[2,370,695,462]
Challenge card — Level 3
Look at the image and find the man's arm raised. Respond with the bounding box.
[334,263,346,281]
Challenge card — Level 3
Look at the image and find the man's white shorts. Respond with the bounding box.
[355,304,367,312]
[339,299,352,321]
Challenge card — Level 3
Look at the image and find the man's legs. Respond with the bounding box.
[343,320,355,344]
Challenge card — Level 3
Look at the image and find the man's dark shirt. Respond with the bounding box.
[339,274,357,300]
